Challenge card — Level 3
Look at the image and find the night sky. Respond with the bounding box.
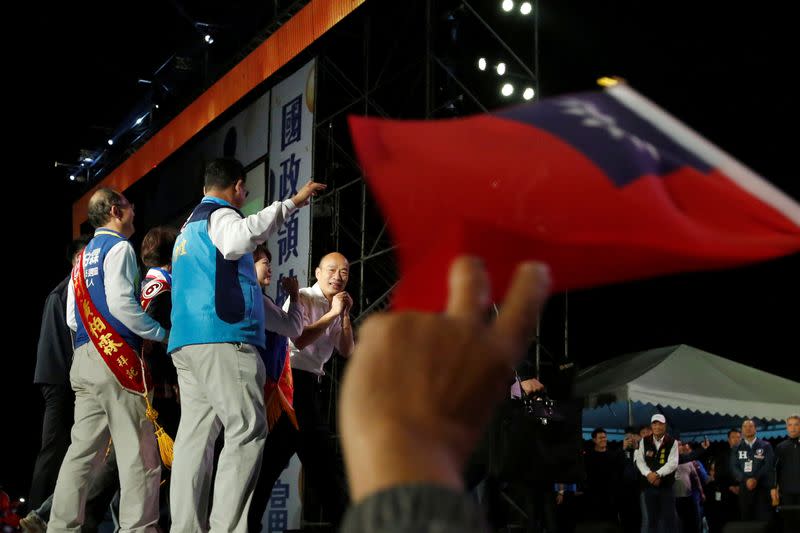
[3,0,798,500]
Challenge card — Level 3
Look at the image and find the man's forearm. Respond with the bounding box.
[293,311,337,349]
[338,316,355,357]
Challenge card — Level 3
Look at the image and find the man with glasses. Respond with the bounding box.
[48,188,168,532]
[168,157,325,533]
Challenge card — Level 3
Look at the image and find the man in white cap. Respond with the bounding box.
[634,413,679,533]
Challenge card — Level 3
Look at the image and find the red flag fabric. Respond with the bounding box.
[264,347,298,431]
[348,83,800,311]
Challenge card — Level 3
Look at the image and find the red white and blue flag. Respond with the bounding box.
[349,82,800,311]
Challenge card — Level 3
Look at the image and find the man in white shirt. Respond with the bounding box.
[249,252,354,531]
[51,188,168,533]
[634,413,679,533]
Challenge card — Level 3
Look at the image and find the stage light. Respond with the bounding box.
[523,87,535,100]
[496,62,506,75]
[107,139,114,146]
[501,83,514,97]
[520,2,532,15]
[204,34,214,44]
[502,0,514,12]
[478,57,487,71]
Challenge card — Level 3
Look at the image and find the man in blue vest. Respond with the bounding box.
[168,157,324,533]
[634,413,679,533]
[50,188,169,533]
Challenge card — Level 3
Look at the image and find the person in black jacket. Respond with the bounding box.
[773,415,800,507]
[139,226,179,532]
[731,419,775,521]
[704,428,742,532]
[619,426,643,533]
[139,226,179,438]
[27,236,90,510]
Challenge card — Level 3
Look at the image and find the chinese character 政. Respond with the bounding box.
[278,154,301,200]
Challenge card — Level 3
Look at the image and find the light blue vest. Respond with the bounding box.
[168,197,265,353]
[74,229,142,351]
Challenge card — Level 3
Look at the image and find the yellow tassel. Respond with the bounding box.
[144,395,175,469]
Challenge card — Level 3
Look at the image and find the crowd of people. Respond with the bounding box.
[575,416,799,533]
[13,156,800,533]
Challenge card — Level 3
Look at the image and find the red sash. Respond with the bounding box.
[72,251,151,394]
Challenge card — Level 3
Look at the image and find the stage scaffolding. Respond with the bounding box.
[301,0,544,428]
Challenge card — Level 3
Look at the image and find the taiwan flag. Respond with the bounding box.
[348,82,800,311]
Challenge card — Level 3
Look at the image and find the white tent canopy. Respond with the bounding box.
[575,345,800,436]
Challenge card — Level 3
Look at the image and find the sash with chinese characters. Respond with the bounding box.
[72,251,151,394]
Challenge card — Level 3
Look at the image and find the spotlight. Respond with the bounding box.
[520,2,532,15]
[107,139,114,146]
[501,83,514,97]
[69,175,76,181]
[501,0,514,12]
[478,57,487,71]
[135,116,145,126]
[204,34,214,44]
[496,62,506,75]
[523,87,535,100]
[83,157,93,163]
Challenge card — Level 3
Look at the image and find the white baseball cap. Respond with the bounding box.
[651,414,666,424]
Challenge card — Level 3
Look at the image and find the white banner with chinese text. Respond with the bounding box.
[267,58,317,305]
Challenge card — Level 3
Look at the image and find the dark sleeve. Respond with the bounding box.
[341,485,488,533]
[731,446,744,483]
[146,291,172,330]
[34,282,73,384]
[142,292,175,385]
[515,358,537,382]
[758,443,775,487]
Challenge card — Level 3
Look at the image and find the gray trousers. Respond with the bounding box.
[169,343,267,533]
[48,343,160,533]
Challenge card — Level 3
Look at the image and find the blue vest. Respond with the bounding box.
[168,197,266,353]
[74,229,142,351]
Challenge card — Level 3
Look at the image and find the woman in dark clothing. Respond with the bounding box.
[140,225,179,531]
